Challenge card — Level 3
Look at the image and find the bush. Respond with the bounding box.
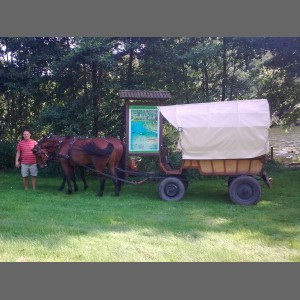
[0,141,16,170]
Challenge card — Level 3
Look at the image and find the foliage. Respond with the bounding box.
[1,37,300,142]
[0,141,16,169]
[34,97,95,136]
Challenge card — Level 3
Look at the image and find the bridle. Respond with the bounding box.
[36,134,78,162]
[33,145,49,168]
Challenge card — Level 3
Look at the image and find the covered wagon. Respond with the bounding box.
[157,99,272,205]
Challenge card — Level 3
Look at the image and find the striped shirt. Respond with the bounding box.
[17,139,37,164]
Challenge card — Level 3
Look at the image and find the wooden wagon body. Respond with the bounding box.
[160,155,268,177]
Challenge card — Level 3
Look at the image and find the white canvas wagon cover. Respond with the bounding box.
[158,99,270,160]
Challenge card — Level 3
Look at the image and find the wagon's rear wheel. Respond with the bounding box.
[228,175,261,205]
[159,176,185,201]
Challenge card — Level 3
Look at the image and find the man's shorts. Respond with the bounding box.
[21,164,38,177]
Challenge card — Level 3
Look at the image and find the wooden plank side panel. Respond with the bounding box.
[199,160,213,174]
[237,160,251,173]
[182,157,265,176]
[191,160,199,168]
[183,159,199,169]
[212,160,224,173]
[225,160,238,173]
[182,160,191,168]
[249,159,264,173]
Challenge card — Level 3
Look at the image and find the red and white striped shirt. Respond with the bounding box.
[17,139,37,164]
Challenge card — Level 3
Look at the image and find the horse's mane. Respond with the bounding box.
[80,141,114,156]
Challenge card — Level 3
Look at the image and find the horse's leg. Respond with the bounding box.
[109,165,120,197]
[113,178,121,196]
[97,176,106,197]
[65,173,73,194]
[116,169,122,192]
[79,166,88,189]
[90,156,108,197]
[61,162,73,194]
[97,175,119,197]
[57,174,66,191]
[71,168,78,192]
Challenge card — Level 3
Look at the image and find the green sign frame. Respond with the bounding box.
[128,106,160,153]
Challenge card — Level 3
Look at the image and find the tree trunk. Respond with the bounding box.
[202,60,209,100]
[229,59,237,100]
[127,47,134,87]
[91,62,99,137]
[83,63,88,98]
[221,38,228,101]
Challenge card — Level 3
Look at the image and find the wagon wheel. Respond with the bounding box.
[159,176,185,201]
[228,175,262,205]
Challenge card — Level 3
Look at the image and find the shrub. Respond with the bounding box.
[0,141,16,170]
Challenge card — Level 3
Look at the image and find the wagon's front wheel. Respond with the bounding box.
[159,177,185,201]
[228,175,261,205]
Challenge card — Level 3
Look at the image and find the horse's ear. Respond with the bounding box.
[135,157,142,163]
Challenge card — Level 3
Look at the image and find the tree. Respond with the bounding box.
[0,37,71,140]
[256,37,300,126]
[1,36,300,143]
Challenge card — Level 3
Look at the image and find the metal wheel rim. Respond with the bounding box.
[236,183,253,200]
[165,183,179,197]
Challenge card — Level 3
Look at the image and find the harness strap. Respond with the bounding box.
[76,163,149,185]
[67,137,77,160]
[55,137,77,160]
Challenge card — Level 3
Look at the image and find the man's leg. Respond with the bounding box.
[31,176,36,190]
[21,164,29,190]
[29,165,38,190]
[23,177,29,190]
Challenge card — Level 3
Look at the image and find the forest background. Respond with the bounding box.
[0,37,299,168]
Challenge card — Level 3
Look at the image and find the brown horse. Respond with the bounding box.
[33,135,88,192]
[35,135,131,197]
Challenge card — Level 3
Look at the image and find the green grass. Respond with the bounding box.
[0,165,299,262]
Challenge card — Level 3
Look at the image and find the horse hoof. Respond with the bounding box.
[66,191,72,195]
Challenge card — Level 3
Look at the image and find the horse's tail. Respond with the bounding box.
[117,141,126,186]
[81,141,114,156]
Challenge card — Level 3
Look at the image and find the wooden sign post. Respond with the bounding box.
[119,90,171,172]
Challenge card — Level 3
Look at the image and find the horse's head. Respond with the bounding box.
[128,156,142,171]
[33,145,49,168]
[37,134,64,152]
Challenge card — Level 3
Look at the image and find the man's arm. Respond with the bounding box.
[15,150,21,168]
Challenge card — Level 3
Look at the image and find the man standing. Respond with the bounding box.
[15,130,38,190]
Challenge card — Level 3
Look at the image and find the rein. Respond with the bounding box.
[76,163,149,185]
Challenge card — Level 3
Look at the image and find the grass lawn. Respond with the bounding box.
[0,164,299,262]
